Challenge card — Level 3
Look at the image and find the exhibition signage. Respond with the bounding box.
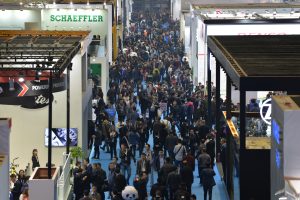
[260,98,272,125]
[50,15,104,22]
[0,76,66,109]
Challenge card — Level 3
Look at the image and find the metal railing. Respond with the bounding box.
[57,153,71,200]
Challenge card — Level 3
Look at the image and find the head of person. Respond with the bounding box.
[83,190,90,197]
[10,174,17,183]
[177,139,182,144]
[22,189,29,197]
[159,150,164,157]
[145,143,151,151]
[165,157,171,164]
[83,158,90,166]
[141,153,146,161]
[190,194,197,200]
[18,170,25,178]
[92,163,97,170]
[32,149,38,156]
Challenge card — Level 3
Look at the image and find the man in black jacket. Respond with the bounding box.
[136,153,151,176]
[180,160,194,194]
[159,157,177,186]
[91,163,107,200]
[112,168,126,193]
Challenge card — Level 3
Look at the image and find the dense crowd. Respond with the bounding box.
[75,10,220,200]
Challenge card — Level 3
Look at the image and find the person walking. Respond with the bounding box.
[173,139,187,168]
[202,165,216,200]
[198,148,211,185]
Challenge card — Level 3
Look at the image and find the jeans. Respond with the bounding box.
[121,164,131,184]
[109,142,117,159]
[130,145,137,159]
[203,186,213,200]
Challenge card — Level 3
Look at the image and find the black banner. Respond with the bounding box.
[0,76,66,109]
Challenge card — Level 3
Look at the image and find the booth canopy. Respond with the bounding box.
[208,35,300,91]
[0,30,89,78]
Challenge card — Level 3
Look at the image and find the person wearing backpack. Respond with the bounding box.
[173,139,186,168]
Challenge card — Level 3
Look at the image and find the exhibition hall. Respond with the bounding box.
[1,0,300,200]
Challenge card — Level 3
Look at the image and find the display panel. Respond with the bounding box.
[45,128,78,147]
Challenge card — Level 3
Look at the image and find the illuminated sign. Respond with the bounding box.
[260,98,272,125]
[50,15,104,22]
[275,149,281,169]
[272,119,281,145]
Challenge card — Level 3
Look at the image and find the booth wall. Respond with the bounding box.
[172,0,181,21]
[240,149,270,200]
[0,10,41,30]
[0,120,10,200]
[0,54,88,170]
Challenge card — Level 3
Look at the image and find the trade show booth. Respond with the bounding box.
[271,95,300,200]
[207,35,300,199]
[0,118,11,200]
[186,3,300,101]
[0,30,93,173]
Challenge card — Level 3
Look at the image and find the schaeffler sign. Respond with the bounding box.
[260,98,272,125]
[50,15,104,22]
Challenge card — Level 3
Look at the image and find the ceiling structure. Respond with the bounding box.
[0,30,89,78]
[207,35,300,91]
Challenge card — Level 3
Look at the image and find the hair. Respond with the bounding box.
[32,149,38,155]
[84,158,90,163]
[83,190,90,196]
[145,143,150,148]
[165,157,171,163]
[22,189,29,197]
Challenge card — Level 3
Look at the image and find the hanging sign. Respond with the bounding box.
[0,76,65,109]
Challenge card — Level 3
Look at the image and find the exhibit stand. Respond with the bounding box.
[271,95,300,200]
[29,167,60,200]
[0,118,11,200]
[186,3,300,101]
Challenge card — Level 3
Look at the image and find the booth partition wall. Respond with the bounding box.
[207,35,300,200]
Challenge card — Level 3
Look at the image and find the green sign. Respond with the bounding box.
[50,15,104,22]
[90,64,101,76]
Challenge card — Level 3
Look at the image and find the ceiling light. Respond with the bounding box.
[53,1,56,5]
[19,2,23,5]
[87,1,90,6]
[18,77,25,82]
[70,1,73,6]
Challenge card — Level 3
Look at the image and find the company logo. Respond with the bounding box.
[50,15,104,22]
[260,98,272,125]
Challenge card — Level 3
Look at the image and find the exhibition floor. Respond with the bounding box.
[89,139,229,200]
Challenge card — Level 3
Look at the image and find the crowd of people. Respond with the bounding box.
[77,9,220,200]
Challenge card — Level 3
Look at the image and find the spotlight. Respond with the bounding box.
[87,1,90,6]
[19,2,23,5]
[18,77,25,82]
[70,1,73,6]
[53,1,56,5]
